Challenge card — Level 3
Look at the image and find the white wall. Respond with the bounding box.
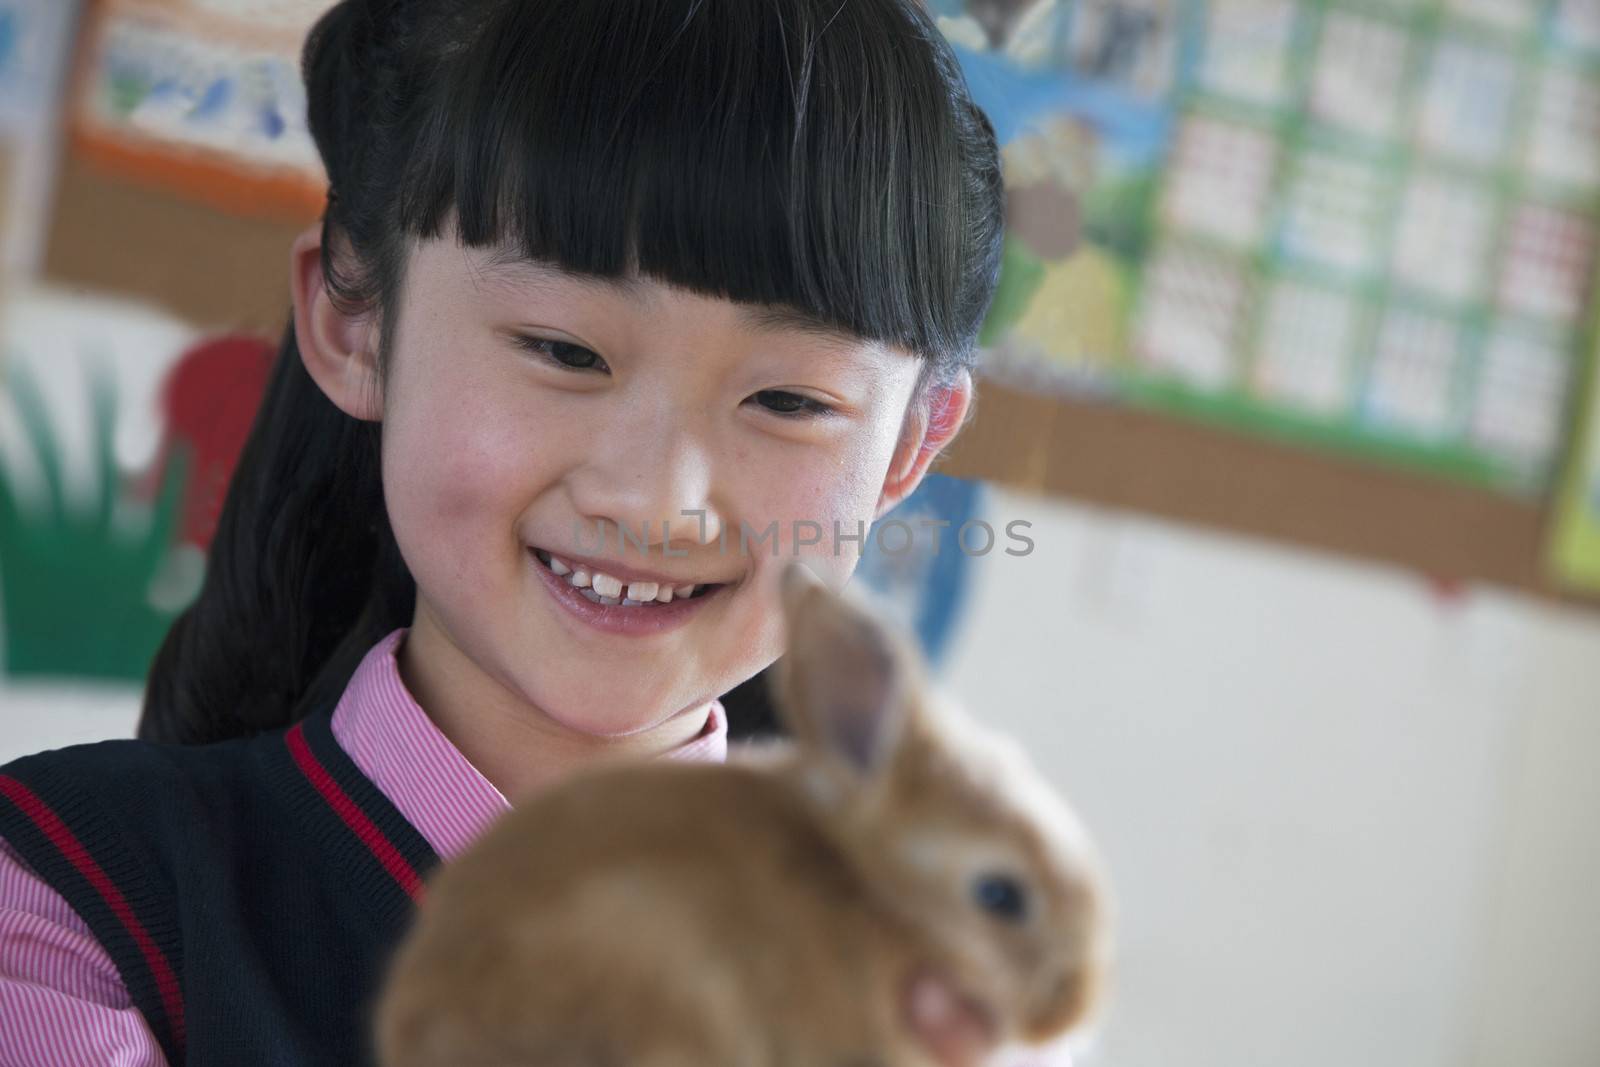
[1462,609,1600,1067]
[0,683,140,763]
[941,485,1600,1067]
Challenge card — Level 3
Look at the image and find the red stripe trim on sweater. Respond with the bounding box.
[0,774,188,1051]
[285,722,426,901]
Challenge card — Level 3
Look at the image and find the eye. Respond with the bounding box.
[973,873,1029,923]
[750,389,835,418]
[514,335,610,373]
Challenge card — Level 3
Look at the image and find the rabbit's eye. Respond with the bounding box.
[973,873,1028,922]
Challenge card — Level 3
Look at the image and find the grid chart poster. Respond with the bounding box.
[947,0,1600,494]
[70,0,335,218]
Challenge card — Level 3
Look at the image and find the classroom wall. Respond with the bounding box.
[938,485,1600,1067]
[5,3,1598,1062]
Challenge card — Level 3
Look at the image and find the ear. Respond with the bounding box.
[290,223,383,421]
[876,371,972,521]
[772,561,914,779]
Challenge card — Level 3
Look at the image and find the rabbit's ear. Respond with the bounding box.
[774,561,913,777]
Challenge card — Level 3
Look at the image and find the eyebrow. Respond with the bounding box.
[473,248,864,346]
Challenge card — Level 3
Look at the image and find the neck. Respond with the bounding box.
[396,605,713,803]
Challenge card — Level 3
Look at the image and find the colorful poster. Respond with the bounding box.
[0,0,81,273]
[69,0,334,218]
[855,473,987,671]
[0,0,78,124]
[951,0,1600,495]
[0,285,272,680]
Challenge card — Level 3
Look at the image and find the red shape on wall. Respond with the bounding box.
[148,335,275,550]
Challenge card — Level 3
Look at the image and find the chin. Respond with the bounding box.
[530,684,695,740]
[536,701,666,739]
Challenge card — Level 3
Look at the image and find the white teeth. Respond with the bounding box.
[541,551,711,607]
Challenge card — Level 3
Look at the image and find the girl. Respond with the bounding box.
[0,0,1028,1063]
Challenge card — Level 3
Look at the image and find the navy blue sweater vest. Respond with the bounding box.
[0,704,441,1065]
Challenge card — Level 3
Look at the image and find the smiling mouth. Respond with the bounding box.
[531,548,724,607]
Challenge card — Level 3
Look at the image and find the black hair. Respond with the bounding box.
[139,0,1005,744]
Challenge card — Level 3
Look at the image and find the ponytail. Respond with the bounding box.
[139,0,430,743]
[138,326,413,743]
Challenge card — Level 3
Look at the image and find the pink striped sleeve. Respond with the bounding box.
[0,835,168,1066]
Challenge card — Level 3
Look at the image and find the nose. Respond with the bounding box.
[566,402,727,557]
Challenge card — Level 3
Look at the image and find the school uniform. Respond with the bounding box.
[0,629,728,1065]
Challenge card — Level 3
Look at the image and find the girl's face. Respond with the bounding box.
[374,232,947,738]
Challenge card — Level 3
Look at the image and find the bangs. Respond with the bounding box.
[396,0,998,370]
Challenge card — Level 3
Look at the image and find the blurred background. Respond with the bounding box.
[2,1,1600,1065]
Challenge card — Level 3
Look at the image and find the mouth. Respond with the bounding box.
[530,548,726,607]
[527,547,734,638]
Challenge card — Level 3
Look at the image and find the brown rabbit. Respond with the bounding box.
[373,561,1112,1067]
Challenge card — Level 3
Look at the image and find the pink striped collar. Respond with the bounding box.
[329,628,728,860]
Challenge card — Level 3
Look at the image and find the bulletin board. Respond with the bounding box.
[947,0,1600,498]
[0,0,81,274]
[27,0,1600,603]
[66,0,332,220]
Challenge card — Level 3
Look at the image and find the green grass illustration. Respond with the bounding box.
[0,360,193,682]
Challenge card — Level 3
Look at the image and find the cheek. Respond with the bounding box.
[738,419,904,582]
[380,358,554,582]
